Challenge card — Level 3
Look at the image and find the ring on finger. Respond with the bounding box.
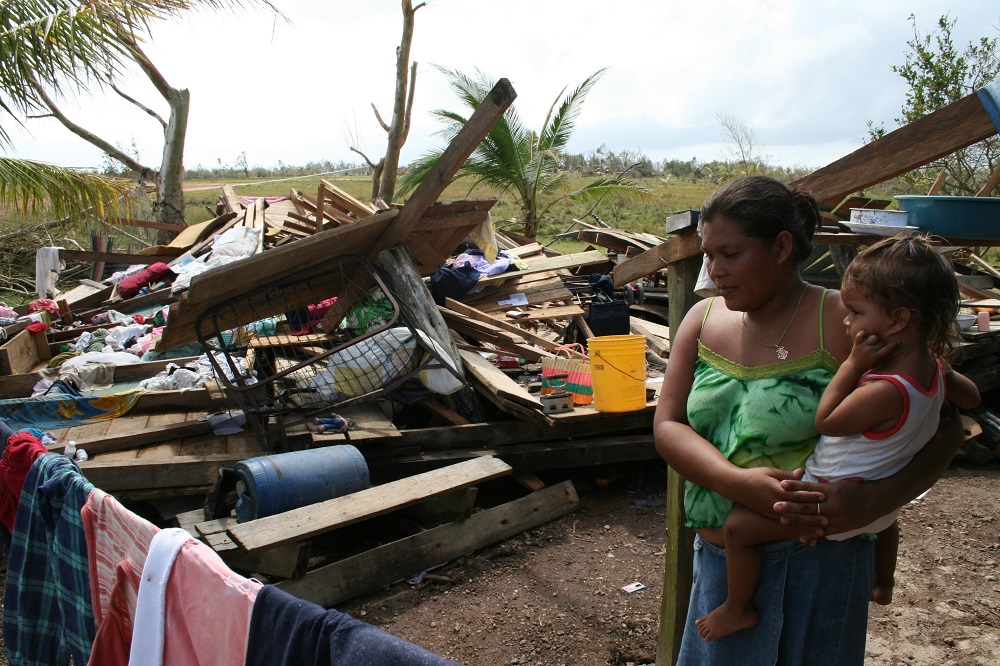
[815,502,821,515]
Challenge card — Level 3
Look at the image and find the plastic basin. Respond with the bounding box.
[894,196,1000,239]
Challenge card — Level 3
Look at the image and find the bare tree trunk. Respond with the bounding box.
[375,1,424,204]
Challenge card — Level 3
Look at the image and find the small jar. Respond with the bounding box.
[977,311,991,332]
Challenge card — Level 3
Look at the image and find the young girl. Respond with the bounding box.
[695,234,981,642]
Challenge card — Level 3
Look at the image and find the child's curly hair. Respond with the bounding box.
[842,234,960,360]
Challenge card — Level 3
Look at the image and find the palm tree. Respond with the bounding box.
[1,0,273,225]
[397,67,652,239]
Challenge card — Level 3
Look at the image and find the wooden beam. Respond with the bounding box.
[79,452,250,491]
[59,250,178,265]
[791,92,998,206]
[228,456,513,552]
[371,78,516,255]
[275,480,579,607]
[475,251,609,286]
[611,228,703,286]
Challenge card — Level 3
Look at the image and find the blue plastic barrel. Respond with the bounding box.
[233,445,370,522]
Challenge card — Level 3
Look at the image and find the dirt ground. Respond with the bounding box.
[0,462,995,665]
[336,462,1000,666]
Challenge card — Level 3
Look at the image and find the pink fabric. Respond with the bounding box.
[161,539,261,666]
[117,263,174,299]
[0,433,49,531]
[87,560,140,666]
[82,489,159,628]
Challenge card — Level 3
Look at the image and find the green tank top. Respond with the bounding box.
[684,291,840,528]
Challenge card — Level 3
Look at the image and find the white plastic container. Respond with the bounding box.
[849,208,910,227]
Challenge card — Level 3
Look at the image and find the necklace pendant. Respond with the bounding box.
[776,346,789,360]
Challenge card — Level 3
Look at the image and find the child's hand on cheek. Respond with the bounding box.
[847,330,898,372]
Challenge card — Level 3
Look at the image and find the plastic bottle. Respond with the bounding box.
[64,440,77,458]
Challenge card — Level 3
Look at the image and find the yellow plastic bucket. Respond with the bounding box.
[587,334,647,412]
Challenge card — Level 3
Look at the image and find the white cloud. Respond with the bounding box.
[6,0,999,171]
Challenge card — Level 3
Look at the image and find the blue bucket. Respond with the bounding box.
[233,445,370,522]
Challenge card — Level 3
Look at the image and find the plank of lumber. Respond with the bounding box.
[416,397,471,425]
[79,452,251,491]
[441,309,553,361]
[49,412,213,455]
[275,480,579,606]
[59,250,178,265]
[791,92,998,206]
[0,329,47,375]
[443,298,559,351]
[630,318,670,357]
[340,402,402,442]
[476,251,609,285]
[221,185,242,212]
[227,456,513,552]
[319,178,377,218]
[370,79,516,256]
[611,228,702,286]
[458,349,543,412]
[504,304,585,322]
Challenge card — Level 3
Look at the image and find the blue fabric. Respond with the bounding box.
[677,535,874,666]
[978,79,1000,133]
[246,584,460,665]
[430,263,481,306]
[3,453,97,665]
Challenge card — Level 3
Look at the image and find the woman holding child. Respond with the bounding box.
[653,176,966,664]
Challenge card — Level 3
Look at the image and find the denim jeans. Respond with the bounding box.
[677,535,874,666]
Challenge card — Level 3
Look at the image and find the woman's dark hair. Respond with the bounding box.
[843,234,960,360]
[698,176,820,262]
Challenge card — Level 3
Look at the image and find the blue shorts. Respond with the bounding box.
[677,535,874,665]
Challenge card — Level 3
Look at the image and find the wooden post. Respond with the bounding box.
[655,253,702,666]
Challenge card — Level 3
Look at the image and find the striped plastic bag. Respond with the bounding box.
[541,344,593,406]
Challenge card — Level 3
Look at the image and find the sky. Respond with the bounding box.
[7,0,1000,173]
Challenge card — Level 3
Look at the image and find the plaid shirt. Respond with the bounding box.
[4,452,96,665]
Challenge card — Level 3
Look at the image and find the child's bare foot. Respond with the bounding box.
[872,579,894,605]
[695,603,758,642]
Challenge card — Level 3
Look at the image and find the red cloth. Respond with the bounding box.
[26,321,49,334]
[0,433,49,531]
[117,263,174,300]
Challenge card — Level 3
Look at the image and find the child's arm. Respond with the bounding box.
[945,368,980,409]
[815,331,902,436]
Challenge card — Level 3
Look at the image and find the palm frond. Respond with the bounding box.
[537,68,607,152]
[0,157,138,221]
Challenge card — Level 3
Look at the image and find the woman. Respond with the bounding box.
[653,176,963,664]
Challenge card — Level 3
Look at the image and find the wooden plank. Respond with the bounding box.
[476,251,609,285]
[458,349,543,412]
[79,452,250,491]
[275,480,579,607]
[218,540,312,579]
[630,318,670,357]
[791,92,998,206]
[505,304,585,322]
[221,185,242,213]
[228,456,513,552]
[370,78,516,256]
[0,329,45,375]
[443,298,559,352]
[416,398,471,425]
[340,402,402,442]
[319,178,377,219]
[612,227,703,286]
[59,250,177,265]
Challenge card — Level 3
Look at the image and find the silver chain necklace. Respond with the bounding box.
[742,285,809,360]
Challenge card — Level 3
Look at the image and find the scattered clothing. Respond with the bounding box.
[246,584,458,666]
[430,263,481,306]
[0,390,144,431]
[0,432,48,531]
[116,263,174,300]
[135,529,261,666]
[28,298,59,317]
[3,453,97,665]
[35,247,65,299]
[82,489,159,666]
